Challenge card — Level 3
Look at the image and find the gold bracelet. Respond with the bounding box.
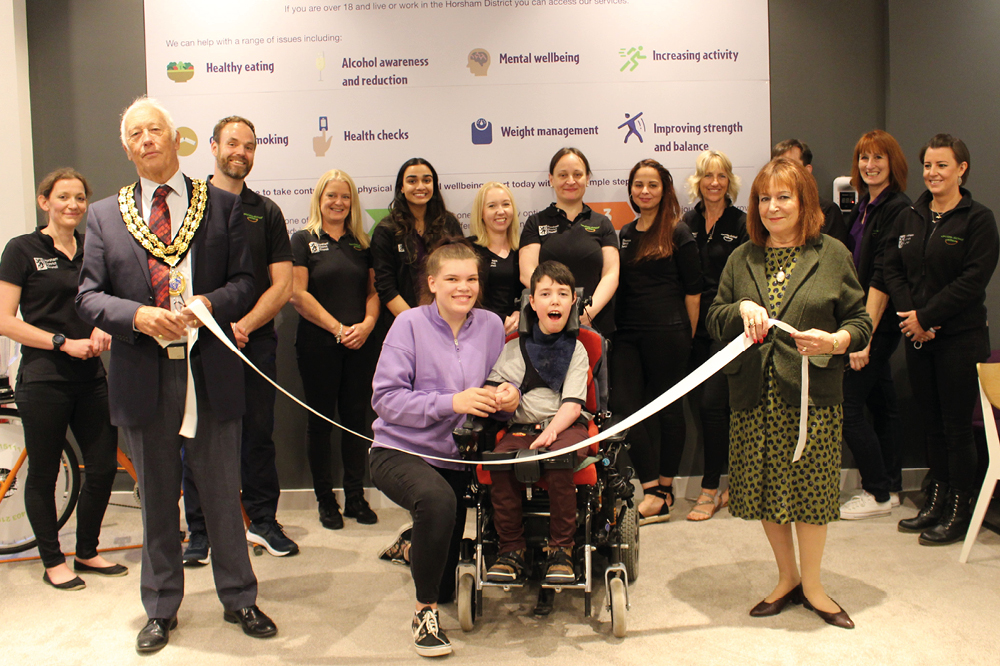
[831,332,840,353]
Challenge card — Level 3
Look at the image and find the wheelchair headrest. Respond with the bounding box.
[517,287,587,337]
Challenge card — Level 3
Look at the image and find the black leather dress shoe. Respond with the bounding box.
[136,617,177,653]
[223,605,277,638]
[749,584,803,617]
[802,596,855,629]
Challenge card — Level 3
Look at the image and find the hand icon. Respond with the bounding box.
[313,130,332,157]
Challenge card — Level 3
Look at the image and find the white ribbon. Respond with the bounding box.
[188,300,812,466]
[767,319,809,462]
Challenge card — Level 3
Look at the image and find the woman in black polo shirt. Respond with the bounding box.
[0,168,125,590]
[884,134,1000,545]
[681,150,748,521]
[370,158,464,317]
[519,147,620,338]
[291,169,380,530]
[612,159,702,525]
[469,181,520,334]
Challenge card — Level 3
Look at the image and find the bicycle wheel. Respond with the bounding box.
[0,408,82,555]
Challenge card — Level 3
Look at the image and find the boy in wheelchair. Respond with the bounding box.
[483,261,591,586]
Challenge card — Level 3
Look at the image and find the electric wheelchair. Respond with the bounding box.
[452,289,639,637]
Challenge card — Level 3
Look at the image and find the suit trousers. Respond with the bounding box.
[184,333,281,530]
[123,353,257,620]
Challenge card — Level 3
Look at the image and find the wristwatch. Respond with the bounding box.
[52,333,66,352]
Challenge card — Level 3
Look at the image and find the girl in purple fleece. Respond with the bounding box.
[369,240,517,658]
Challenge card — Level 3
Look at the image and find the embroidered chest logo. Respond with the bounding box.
[398,243,406,253]
[309,241,329,253]
[348,242,362,250]
[898,233,914,248]
[244,214,263,224]
[538,225,559,236]
[33,257,59,270]
[490,258,498,268]
[721,233,737,242]
[620,238,631,249]
[940,235,964,246]
[581,224,599,233]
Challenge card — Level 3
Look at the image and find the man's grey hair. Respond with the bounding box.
[119,96,177,147]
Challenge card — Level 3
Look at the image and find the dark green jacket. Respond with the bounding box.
[706,234,872,410]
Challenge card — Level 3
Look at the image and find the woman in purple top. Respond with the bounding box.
[369,240,517,658]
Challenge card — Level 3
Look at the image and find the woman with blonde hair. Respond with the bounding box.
[469,181,521,334]
[708,158,870,628]
[291,169,380,529]
[680,150,748,520]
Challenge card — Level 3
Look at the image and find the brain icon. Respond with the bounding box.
[469,51,488,66]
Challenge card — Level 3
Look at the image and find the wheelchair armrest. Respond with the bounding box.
[481,449,575,485]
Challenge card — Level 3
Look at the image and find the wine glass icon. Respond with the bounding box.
[316,52,326,82]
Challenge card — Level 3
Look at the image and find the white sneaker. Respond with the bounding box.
[889,492,900,508]
[840,490,892,520]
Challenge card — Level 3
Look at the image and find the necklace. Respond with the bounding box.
[775,263,789,283]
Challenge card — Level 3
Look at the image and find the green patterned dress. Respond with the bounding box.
[727,246,842,525]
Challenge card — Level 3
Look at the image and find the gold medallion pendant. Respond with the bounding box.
[118,179,208,267]
[168,267,186,296]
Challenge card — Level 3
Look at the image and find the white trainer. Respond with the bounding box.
[840,490,892,520]
[890,492,900,508]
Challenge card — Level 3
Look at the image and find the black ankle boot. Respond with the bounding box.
[918,489,974,546]
[898,481,949,533]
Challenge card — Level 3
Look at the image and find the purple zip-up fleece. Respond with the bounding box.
[372,304,506,470]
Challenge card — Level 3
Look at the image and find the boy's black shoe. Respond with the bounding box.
[486,548,526,583]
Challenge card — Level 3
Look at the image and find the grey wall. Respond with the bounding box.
[30,0,999,487]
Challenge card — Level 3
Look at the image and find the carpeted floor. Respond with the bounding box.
[2,490,999,666]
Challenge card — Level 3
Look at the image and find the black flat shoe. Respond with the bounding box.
[42,571,86,590]
[136,617,177,653]
[749,584,803,617]
[802,596,855,629]
[74,560,129,577]
[639,484,673,525]
[224,605,278,638]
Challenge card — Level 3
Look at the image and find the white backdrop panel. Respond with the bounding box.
[144,0,770,234]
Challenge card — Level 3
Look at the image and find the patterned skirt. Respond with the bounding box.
[728,363,841,525]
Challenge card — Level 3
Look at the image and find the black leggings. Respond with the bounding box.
[904,327,989,494]
[688,336,731,490]
[16,378,117,568]
[296,332,377,500]
[611,328,692,484]
[369,447,468,605]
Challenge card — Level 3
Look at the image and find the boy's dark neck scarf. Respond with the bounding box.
[524,322,576,392]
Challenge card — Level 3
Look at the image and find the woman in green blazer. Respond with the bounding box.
[707,158,871,629]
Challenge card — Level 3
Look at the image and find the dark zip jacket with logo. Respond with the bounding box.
[882,187,999,336]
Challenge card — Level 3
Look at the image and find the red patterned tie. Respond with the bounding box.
[148,185,172,310]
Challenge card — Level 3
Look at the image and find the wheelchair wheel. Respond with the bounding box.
[457,570,476,632]
[0,410,81,555]
[619,503,639,583]
[608,575,627,638]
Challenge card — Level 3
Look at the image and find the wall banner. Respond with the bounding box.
[144,0,770,235]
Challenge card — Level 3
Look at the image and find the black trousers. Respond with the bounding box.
[16,378,117,568]
[688,335,731,490]
[611,328,691,484]
[296,330,377,500]
[184,333,281,530]
[123,355,257,620]
[904,327,989,494]
[369,447,468,605]
[842,331,903,502]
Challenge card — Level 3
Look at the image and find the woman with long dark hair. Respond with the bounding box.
[370,158,464,317]
[611,159,701,524]
[884,134,999,545]
[0,168,124,589]
[838,130,911,520]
